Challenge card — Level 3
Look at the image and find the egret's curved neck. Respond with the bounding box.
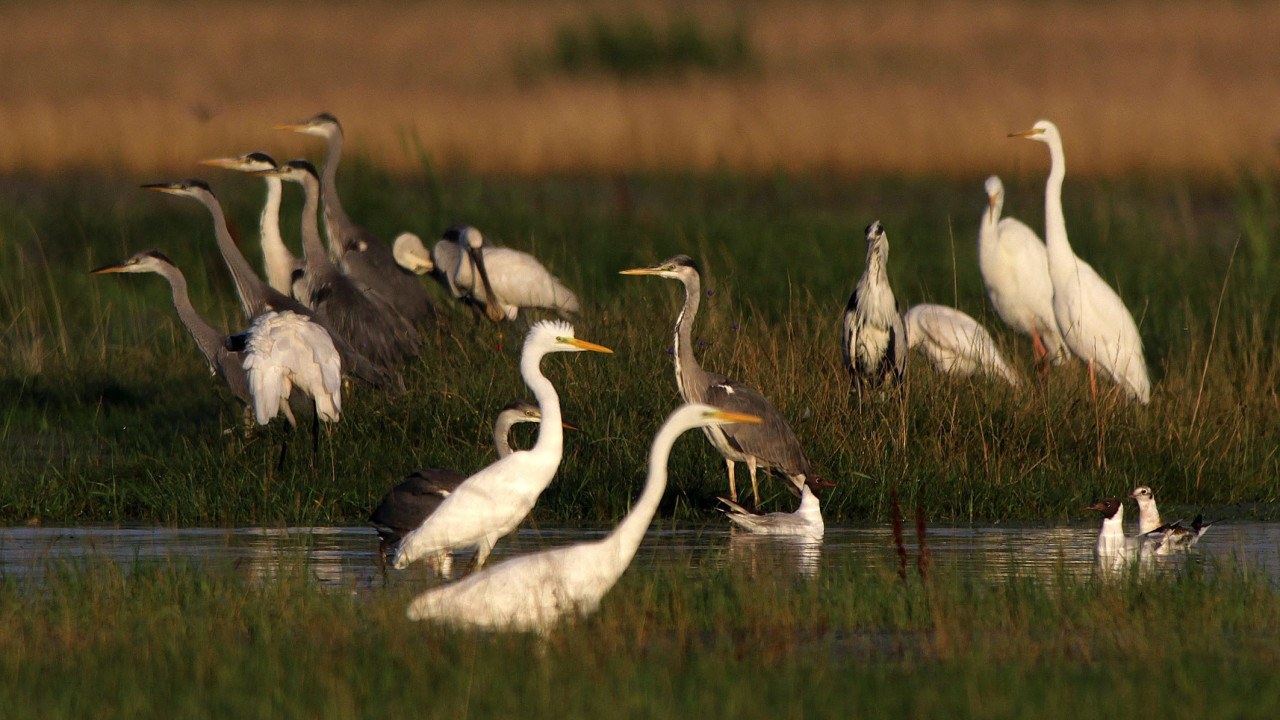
[258,177,295,295]
[296,175,338,276]
[523,348,564,457]
[673,272,706,401]
[979,196,1001,257]
[199,192,265,319]
[1042,133,1074,273]
[609,417,688,562]
[320,129,353,258]
[155,263,225,370]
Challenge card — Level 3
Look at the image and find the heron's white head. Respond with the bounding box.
[864,221,891,265]
[618,254,700,282]
[1009,119,1058,144]
[499,400,543,424]
[199,152,277,174]
[275,112,342,139]
[393,233,434,274]
[251,159,320,188]
[1084,497,1124,521]
[1128,485,1156,509]
[524,319,614,356]
[141,178,217,202]
[91,249,175,276]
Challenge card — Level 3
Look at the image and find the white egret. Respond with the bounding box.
[843,221,908,391]
[404,403,763,631]
[978,175,1067,366]
[1011,120,1151,403]
[392,320,612,571]
[903,304,1021,387]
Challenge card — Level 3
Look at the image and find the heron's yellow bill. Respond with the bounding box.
[248,169,285,178]
[197,158,240,169]
[273,123,306,132]
[713,410,763,425]
[140,183,182,195]
[1008,127,1044,139]
[89,263,125,275]
[564,338,613,354]
[618,266,659,276]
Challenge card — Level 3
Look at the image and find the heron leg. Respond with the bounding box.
[438,551,453,579]
[725,458,738,502]
[747,457,760,510]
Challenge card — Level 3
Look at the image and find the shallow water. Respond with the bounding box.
[2,520,1277,589]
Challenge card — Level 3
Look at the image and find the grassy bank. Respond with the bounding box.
[1,556,1277,717]
[0,167,1276,525]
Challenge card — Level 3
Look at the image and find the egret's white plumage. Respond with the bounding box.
[241,310,342,426]
[405,403,762,631]
[392,320,611,571]
[1013,120,1151,404]
[903,304,1021,387]
[842,221,907,390]
[978,175,1067,365]
[452,227,580,321]
[718,482,825,540]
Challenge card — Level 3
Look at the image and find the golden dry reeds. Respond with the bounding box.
[1,0,1278,177]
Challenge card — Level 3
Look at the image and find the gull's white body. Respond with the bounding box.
[978,175,1067,364]
[1017,120,1150,403]
[242,310,342,425]
[392,320,608,571]
[903,304,1021,387]
[406,403,757,631]
[452,228,580,319]
[1129,486,1209,554]
[718,483,824,540]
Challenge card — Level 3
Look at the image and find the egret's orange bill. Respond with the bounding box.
[714,410,763,425]
[565,338,613,354]
[560,421,579,431]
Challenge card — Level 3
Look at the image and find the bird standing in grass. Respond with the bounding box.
[842,221,908,392]
[1011,120,1150,404]
[199,152,300,297]
[978,175,1067,368]
[621,255,820,507]
[392,320,612,572]
[902,304,1021,387]
[404,403,762,632]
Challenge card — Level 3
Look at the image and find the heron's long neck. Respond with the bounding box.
[1042,134,1075,282]
[298,176,338,277]
[524,350,563,457]
[673,274,707,402]
[493,414,518,458]
[200,193,266,320]
[609,417,684,562]
[258,178,295,295]
[157,264,225,370]
[320,130,353,260]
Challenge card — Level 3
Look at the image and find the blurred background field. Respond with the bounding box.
[1,0,1278,176]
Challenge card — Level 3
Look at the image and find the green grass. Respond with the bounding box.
[1,556,1277,718]
[0,166,1277,525]
[534,13,756,80]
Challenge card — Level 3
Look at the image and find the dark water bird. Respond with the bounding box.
[842,220,907,391]
[368,400,548,564]
[199,152,300,296]
[620,255,821,506]
[404,403,761,632]
[141,178,395,390]
[275,112,437,328]
[253,160,421,376]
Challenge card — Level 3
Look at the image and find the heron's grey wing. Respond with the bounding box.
[841,291,859,377]
[369,468,467,537]
[339,228,439,328]
[888,304,908,381]
[706,379,814,480]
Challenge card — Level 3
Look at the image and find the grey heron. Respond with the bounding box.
[902,304,1021,387]
[368,400,548,563]
[254,160,422,376]
[275,113,438,328]
[620,255,821,506]
[842,221,908,391]
[199,152,301,296]
[141,178,395,390]
[979,175,1067,367]
[393,320,612,572]
[1011,120,1150,404]
[404,403,762,632]
[718,477,831,540]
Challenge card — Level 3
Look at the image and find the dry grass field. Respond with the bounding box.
[1,0,1278,176]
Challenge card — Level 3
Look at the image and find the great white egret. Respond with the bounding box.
[620,255,820,506]
[717,479,829,540]
[843,221,908,391]
[392,320,612,571]
[902,304,1021,387]
[404,403,763,632]
[978,175,1067,366]
[1011,120,1151,404]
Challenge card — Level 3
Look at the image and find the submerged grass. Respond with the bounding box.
[0,168,1277,525]
[1,556,1277,717]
